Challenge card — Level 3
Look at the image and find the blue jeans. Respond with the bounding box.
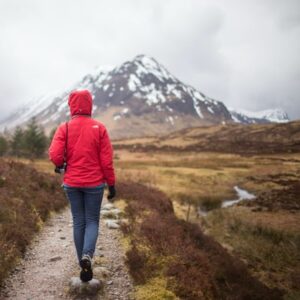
[63,184,104,263]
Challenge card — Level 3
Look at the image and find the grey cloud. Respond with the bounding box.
[0,0,299,120]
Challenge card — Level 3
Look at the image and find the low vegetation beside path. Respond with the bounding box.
[117,181,283,300]
[114,150,300,298]
[0,159,67,286]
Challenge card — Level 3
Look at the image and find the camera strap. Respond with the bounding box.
[64,122,68,163]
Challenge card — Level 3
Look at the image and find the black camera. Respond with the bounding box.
[54,162,67,174]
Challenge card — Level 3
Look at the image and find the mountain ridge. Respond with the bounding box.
[0,54,290,138]
[113,120,300,154]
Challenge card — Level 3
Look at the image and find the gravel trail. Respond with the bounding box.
[1,199,134,300]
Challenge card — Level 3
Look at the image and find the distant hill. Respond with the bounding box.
[229,108,289,124]
[113,120,300,154]
[0,55,289,138]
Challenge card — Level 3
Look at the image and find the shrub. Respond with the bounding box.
[0,136,8,156]
[23,118,48,159]
[117,181,283,300]
[0,159,66,284]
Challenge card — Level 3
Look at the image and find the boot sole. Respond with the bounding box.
[80,258,93,282]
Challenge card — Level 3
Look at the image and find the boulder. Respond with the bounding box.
[110,208,121,215]
[105,219,120,229]
[101,209,121,219]
[69,277,102,295]
[102,203,115,210]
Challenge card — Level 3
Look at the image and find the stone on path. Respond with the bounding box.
[101,210,117,218]
[93,266,112,279]
[101,209,121,219]
[119,218,129,226]
[105,219,120,229]
[69,277,102,295]
[94,249,101,256]
[102,203,115,210]
[49,255,62,262]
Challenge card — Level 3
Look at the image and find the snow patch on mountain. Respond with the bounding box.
[0,91,66,129]
[230,108,289,124]
[0,54,290,134]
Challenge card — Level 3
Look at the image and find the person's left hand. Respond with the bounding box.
[107,185,116,201]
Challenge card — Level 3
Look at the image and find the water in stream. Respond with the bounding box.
[198,186,256,217]
[222,186,256,208]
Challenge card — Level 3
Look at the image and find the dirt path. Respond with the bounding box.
[1,199,134,300]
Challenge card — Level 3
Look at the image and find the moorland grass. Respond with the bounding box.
[117,181,282,300]
[206,208,300,296]
[0,159,66,286]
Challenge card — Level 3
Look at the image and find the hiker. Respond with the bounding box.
[48,89,116,282]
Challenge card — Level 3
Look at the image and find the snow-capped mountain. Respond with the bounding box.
[0,55,290,138]
[229,108,289,124]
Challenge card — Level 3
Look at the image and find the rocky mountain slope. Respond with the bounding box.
[0,55,289,139]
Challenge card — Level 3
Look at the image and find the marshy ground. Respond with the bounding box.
[113,149,300,298]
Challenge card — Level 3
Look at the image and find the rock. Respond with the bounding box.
[101,208,121,219]
[107,280,113,285]
[93,266,112,278]
[69,277,102,295]
[105,220,120,229]
[60,236,66,240]
[49,255,62,262]
[94,249,104,257]
[111,208,121,215]
[119,218,129,226]
[101,210,117,218]
[102,203,115,210]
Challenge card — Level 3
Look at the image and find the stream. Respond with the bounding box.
[198,186,256,217]
[222,186,256,208]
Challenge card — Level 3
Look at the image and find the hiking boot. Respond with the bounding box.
[80,254,93,282]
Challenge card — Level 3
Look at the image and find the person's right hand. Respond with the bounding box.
[107,185,116,201]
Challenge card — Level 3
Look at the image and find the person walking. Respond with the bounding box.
[48,89,116,282]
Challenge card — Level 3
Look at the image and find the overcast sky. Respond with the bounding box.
[0,0,299,120]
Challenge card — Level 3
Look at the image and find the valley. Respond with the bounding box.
[113,150,300,298]
[111,122,300,299]
[0,117,298,299]
[0,55,297,298]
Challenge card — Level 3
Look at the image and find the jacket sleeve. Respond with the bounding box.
[99,127,115,186]
[48,124,66,166]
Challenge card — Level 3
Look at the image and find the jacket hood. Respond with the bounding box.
[68,90,93,116]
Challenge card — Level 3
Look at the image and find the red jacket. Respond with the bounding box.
[48,90,115,187]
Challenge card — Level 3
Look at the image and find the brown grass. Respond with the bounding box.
[242,181,300,211]
[205,207,300,296]
[117,181,283,300]
[0,159,67,286]
[113,120,300,154]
